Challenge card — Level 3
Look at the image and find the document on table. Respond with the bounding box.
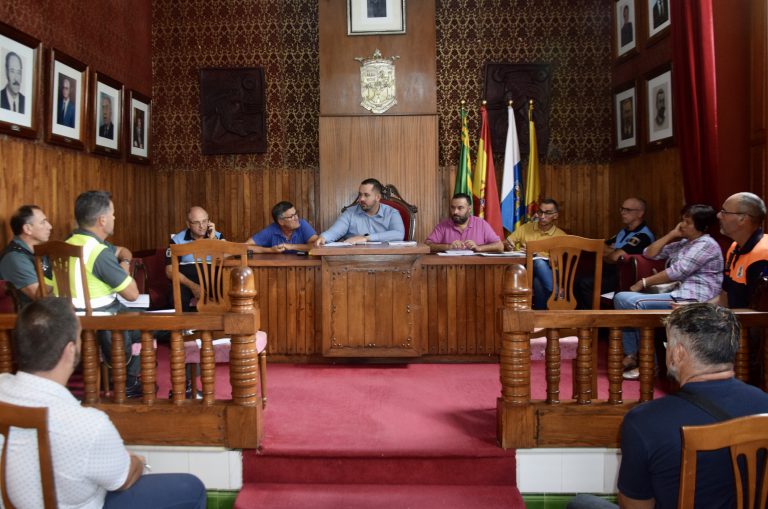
[388,241,417,246]
[601,292,615,300]
[324,241,354,247]
[119,294,150,308]
[478,251,525,257]
[437,250,476,256]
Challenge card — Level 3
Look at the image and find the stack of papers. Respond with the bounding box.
[324,241,353,247]
[437,250,476,256]
[388,241,417,246]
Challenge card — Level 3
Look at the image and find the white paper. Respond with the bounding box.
[119,294,150,308]
[601,292,615,299]
[437,250,476,256]
[388,241,417,247]
[478,251,525,257]
[324,241,353,247]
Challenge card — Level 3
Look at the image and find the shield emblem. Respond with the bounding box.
[354,49,399,114]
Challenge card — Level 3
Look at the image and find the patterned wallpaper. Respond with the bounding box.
[152,0,320,172]
[436,0,612,166]
[0,1,152,95]
[151,0,611,172]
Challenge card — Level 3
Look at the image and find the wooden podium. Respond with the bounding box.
[311,244,429,357]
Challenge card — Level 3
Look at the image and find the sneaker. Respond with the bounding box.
[623,367,640,380]
[168,381,203,399]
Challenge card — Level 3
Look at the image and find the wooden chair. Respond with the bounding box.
[525,235,604,310]
[526,235,604,396]
[170,239,267,406]
[0,281,19,313]
[616,254,667,293]
[0,401,57,509]
[33,241,91,312]
[341,183,418,241]
[679,413,768,509]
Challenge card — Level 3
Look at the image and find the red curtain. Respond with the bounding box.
[671,0,719,207]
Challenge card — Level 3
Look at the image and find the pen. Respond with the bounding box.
[144,463,152,472]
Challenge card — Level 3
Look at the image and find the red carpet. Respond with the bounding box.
[236,363,523,509]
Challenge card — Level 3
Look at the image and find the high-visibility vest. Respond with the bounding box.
[65,233,120,309]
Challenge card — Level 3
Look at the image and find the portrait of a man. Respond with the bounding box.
[653,87,667,129]
[99,93,114,139]
[367,0,386,18]
[133,109,144,149]
[1,51,24,114]
[56,74,76,128]
[620,98,633,140]
[652,0,669,29]
[620,5,633,47]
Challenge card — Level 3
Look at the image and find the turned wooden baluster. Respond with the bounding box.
[639,327,655,402]
[111,331,127,404]
[499,264,531,404]
[575,328,593,404]
[607,327,624,404]
[735,326,750,382]
[82,329,99,404]
[228,266,259,407]
[170,331,185,404]
[545,328,561,404]
[200,330,215,405]
[140,331,156,404]
[0,330,12,374]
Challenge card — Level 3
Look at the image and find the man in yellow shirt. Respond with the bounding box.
[505,198,567,309]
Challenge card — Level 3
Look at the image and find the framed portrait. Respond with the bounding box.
[347,0,406,36]
[46,48,88,149]
[126,89,150,164]
[647,0,670,41]
[646,66,673,147]
[90,71,122,157]
[614,82,638,152]
[0,22,41,139]
[614,0,637,59]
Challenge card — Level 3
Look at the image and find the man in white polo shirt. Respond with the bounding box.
[0,297,206,508]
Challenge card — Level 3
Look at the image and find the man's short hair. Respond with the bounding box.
[10,205,41,236]
[13,297,79,372]
[681,204,716,233]
[5,51,20,73]
[451,193,471,205]
[271,201,295,223]
[738,192,767,223]
[75,190,111,227]
[663,303,740,366]
[360,178,383,195]
[539,198,559,212]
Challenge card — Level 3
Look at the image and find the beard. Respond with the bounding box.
[451,214,469,225]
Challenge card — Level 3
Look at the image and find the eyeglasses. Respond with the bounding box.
[619,207,641,213]
[279,213,298,221]
[719,208,747,216]
[188,219,209,227]
[535,210,557,216]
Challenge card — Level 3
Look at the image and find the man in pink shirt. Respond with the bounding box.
[425,193,503,253]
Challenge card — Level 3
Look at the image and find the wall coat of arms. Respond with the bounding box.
[354,49,400,114]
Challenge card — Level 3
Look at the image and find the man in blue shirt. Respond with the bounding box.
[247,201,318,254]
[568,303,768,509]
[315,178,405,245]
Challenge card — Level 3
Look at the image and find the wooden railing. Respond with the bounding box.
[0,267,263,449]
[497,264,768,449]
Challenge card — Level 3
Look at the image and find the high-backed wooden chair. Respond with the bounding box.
[33,241,91,312]
[525,235,604,310]
[341,183,418,241]
[0,401,57,509]
[170,239,267,406]
[526,235,604,396]
[679,413,768,509]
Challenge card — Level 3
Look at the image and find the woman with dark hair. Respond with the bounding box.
[614,204,724,379]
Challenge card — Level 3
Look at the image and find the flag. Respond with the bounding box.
[454,104,473,203]
[500,103,525,233]
[472,103,503,235]
[525,100,541,219]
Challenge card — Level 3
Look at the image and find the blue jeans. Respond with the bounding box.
[613,291,675,355]
[104,473,206,508]
[94,300,142,379]
[532,258,554,310]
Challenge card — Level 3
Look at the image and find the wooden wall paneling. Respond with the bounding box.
[318,116,439,240]
[319,0,436,116]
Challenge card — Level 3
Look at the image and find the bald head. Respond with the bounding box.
[620,197,647,229]
[186,206,211,239]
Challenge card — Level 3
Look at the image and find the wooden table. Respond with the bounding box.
[244,248,524,360]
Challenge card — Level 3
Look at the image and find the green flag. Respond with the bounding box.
[454,104,473,204]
